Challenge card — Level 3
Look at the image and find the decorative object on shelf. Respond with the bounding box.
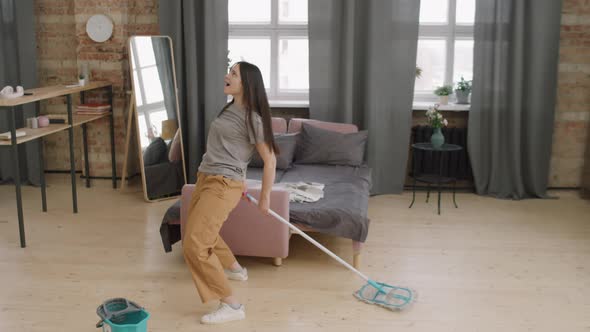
[425,104,449,149]
[86,14,113,43]
[0,85,24,99]
[434,85,453,105]
[0,130,26,140]
[26,117,38,129]
[37,116,50,127]
[455,76,472,104]
[78,74,86,86]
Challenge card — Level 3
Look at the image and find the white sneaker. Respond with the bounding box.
[200,303,246,324]
[225,267,248,281]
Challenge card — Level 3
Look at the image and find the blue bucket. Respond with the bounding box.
[96,298,150,332]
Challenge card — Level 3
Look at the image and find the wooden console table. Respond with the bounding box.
[0,81,116,248]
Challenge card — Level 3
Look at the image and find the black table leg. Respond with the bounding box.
[453,180,458,208]
[66,95,78,213]
[82,123,90,188]
[437,151,444,215]
[39,137,47,212]
[7,107,26,247]
[35,101,47,212]
[409,148,416,208]
[108,86,116,189]
[409,178,416,208]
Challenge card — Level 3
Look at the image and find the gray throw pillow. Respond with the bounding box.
[143,137,168,166]
[295,123,367,166]
[249,133,298,169]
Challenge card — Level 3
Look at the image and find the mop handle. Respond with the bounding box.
[245,192,371,282]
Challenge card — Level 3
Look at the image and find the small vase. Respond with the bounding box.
[430,127,445,149]
[79,79,85,86]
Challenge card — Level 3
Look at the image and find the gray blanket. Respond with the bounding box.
[159,165,371,252]
[248,164,372,242]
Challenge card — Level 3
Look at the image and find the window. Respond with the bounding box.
[414,0,475,102]
[228,0,309,106]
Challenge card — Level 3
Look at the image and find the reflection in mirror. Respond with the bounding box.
[129,36,186,201]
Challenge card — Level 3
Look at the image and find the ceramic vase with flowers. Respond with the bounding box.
[425,104,449,149]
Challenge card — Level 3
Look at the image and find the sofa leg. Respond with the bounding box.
[273,257,283,266]
[352,241,362,269]
[353,253,361,269]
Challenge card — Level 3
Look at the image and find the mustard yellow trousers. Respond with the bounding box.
[182,172,244,303]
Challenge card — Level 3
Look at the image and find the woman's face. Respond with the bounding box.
[224,64,243,96]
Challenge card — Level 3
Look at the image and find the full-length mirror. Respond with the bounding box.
[128,36,186,201]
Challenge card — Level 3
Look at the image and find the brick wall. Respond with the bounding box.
[35,0,158,178]
[550,0,590,187]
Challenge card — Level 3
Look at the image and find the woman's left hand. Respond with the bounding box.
[258,194,270,215]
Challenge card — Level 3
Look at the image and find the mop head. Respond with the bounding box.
[353,280,416,311]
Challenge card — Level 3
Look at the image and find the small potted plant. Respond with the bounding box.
[434,85,453,105]
[425,104,449,149]
[78,74,86,86]
[455,76,472,104]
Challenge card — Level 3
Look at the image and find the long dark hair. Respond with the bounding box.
[226,61,278,154]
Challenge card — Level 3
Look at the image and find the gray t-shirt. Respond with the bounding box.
[198,103,265,180]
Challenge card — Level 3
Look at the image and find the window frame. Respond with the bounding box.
[414,0,474,103]
[228,0,309,105]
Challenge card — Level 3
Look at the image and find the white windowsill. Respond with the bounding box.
[269,100,309,108]
[412,102,470,112]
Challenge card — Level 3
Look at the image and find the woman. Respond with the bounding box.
[183,61,278,324]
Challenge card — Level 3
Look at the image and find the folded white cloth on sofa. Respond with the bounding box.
[245,180,325,203]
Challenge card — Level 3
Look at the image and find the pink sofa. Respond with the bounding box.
[180,117,363,268]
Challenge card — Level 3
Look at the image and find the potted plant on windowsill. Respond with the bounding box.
[434,85,453,105]
[426,104,449,149]
[455,76,472,104]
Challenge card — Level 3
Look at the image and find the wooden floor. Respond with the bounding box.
[1,174,589,332]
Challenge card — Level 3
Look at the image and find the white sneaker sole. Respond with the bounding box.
[200,312,246,324]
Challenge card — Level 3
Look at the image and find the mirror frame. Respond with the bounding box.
[127,35,187,202]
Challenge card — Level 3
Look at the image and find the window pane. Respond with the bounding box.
[415,39,446,92]
[279,38,308,90]
[134,37,156,67]
[132,70,143,107]
[138,114,149,148]
[419,0,448,24]
[228,38,271,88]
[140,67,164,104]
[453,40,474,83]
[279,0,308,23]
[229,0,271,23]
[149,110,168,140]
[456,0,475,24]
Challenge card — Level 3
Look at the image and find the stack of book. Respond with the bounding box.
[76,103,111,115]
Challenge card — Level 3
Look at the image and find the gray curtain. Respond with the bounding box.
[159,0,228,183]
[468,0,562,199]
[0,0,39,185]
[152,38,176,120]
[309,0,421,195]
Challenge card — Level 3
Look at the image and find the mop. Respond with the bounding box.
[244,193,416,311]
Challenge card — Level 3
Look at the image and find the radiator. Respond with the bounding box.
[410,126,473,181]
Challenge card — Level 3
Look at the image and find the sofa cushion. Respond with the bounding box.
[287,118,358,134]
[249,133,298,169]
[295,123,367,166]
[272,117,287,134]
[143,137,168,166]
